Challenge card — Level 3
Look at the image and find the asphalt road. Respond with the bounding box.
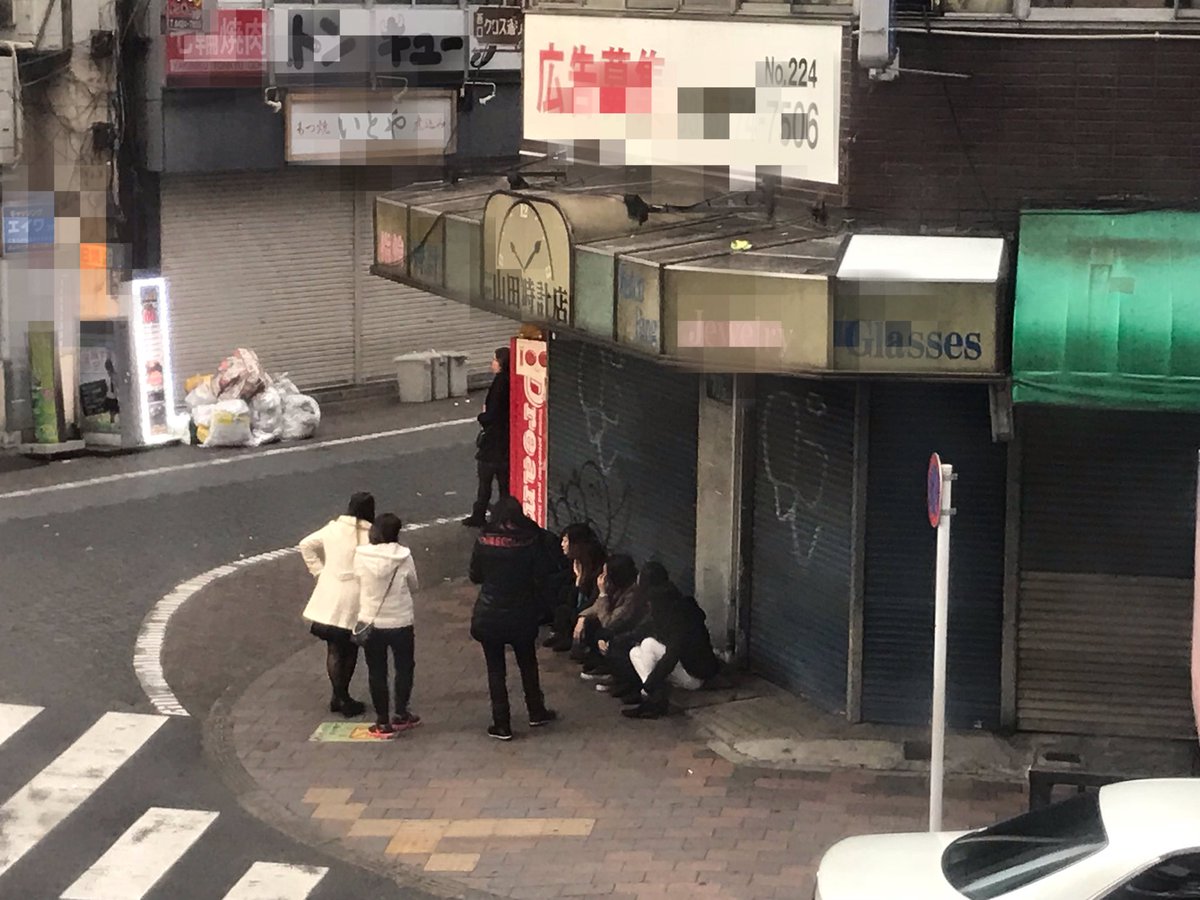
[0,399,483,900]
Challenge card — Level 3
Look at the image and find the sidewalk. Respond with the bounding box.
[213,573,1028,900]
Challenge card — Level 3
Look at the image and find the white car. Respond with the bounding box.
[814,778,1200,900]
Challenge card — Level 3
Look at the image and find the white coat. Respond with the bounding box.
[352,543,419,629]
[299,516,371,630]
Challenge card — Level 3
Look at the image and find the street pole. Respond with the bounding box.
[930,462,954,833]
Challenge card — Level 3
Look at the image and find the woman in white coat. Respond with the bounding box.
[353,513,421,735]
[299,491,375,717]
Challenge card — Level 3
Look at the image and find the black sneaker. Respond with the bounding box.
[462,516,486,528]
[542,635,561,649]
[622,702,668,720]
[580,671,604,682]
[529,710,558,728]
[488,725,514,741]
[334,698,365,718]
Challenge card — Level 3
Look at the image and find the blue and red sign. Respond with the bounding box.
[927,453,943,529]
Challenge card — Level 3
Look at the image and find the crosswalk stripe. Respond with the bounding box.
[222,862,330,899]
[61,807,218,900]
[0,703,42,750]
[0,711,166,881]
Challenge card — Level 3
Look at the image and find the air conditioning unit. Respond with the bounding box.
[10,0,65,51]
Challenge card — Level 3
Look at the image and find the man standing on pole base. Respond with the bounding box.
[464,347,511,528]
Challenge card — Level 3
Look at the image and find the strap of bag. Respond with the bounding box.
[361,564,400,627]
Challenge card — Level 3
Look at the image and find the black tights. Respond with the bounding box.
[326,640,359,702]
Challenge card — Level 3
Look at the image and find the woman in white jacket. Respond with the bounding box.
[299,491,375,717]
[353,513,420,735]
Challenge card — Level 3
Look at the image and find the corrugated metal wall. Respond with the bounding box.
[1017,407,1198,738]
[749,377,857,713]
[861,383,1007,729]
[547,339,699,594]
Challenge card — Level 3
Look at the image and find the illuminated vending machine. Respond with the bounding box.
[78,277,179,449]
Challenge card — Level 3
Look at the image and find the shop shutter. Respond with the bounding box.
[749,376,856,713]
[861,383,1007,729]
[354,187,516,385]
[162,169,356,397]
[1016,407,1199,738]
[547,339,699,594]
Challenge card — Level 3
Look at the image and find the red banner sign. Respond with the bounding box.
[165,8,266,86]
[510,337,548,528]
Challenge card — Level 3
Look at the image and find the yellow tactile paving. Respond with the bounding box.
[424,853,481,873]
[302,788,353,805]
[348,818,406,838]
[310,802,367,821]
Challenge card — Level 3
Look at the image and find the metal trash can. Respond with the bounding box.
[394,351,435,403]
[443,352,469,398]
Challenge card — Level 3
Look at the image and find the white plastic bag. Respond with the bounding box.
[250,386,283,437]
[273,372,300,397]
[281,394,321,440]
[216,348,268,401]
[203,399,253,447]
[185,379,217,411]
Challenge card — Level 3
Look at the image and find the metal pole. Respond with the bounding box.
[930,462,954,832]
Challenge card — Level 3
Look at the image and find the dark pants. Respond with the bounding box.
[480,638,546,729]
[605,633,643,692]
[473,459,509,519]
[364,626,415,723]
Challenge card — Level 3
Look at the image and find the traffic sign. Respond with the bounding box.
[927,453,942,528]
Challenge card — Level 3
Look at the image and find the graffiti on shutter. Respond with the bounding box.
[760,388,830,569]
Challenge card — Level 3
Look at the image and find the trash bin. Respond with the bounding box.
[444,352,469,398]
[429,351,449,401]
[395,351,435,403]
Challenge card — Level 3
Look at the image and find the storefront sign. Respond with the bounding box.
[483,194,573,325]
[285,90,455,163]
[270,7,467,84]
[510,337,548,527]
[831,304,996,374]
[469,5,522,72]
[165,8,266,86]
[130,278,176,444]
[79,322,123,436]
[165,0,207,34]
[2,193,54,253]
[615,260,661,354]
[523,15,843,186]
[375,197,408,272]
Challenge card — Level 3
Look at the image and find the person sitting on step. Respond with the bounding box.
[574,554,647,682]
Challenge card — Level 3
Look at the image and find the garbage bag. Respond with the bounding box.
[281,394,321,440]
[191,403,215,446]
[215,348,268,401]
[185,373,214,395]
[273,372,300,397]
[185,378,218,411]
[203,399,253,447]
[250,386,283,436]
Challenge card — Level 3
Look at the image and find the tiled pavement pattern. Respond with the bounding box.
[231,581,1026,900]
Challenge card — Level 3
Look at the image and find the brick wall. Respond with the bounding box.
[843,33,1200,232]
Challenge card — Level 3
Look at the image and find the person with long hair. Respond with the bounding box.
[353,513,421,736]
[574,554,648,679]
[543,524,606,652]
[299,492,375,717]
[468,495,558,740]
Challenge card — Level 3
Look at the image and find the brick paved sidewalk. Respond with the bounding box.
[225,578,1025,900]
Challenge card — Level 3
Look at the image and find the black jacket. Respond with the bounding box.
[640,587,720,695]
[469,525,552,644]
[475,370,510,463]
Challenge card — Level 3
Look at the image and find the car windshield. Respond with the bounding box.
[941,793,1109,900]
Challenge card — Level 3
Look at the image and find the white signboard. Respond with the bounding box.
[285,90,456,163]
[523,15,843,186]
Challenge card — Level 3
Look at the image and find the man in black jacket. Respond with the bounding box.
[464,347,511,528]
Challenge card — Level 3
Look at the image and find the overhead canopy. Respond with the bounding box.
[1013,211,1200,411]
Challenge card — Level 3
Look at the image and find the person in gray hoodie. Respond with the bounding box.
[353,513,421,736]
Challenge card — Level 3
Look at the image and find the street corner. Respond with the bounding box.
[219,579,1028,900]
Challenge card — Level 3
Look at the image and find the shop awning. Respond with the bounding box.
[1013,211,1200,411]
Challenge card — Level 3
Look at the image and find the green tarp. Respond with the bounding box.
[1013,210,1200,411]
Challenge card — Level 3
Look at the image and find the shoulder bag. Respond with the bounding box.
[352,565,400,648]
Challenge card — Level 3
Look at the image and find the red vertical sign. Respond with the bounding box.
[510,337,549,527]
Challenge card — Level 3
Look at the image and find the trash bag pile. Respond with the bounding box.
[183,349,321,448]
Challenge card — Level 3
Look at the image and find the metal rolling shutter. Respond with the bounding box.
[354,190,515,384]
[749,376,856,713]
[861,383,1007,729]
[162,169,356,397]
[547,339,699,594]
[1017,408,1198,738]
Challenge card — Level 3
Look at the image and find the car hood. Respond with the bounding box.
[816,831,969,900]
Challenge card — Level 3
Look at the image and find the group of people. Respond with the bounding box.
[297,489,723,740]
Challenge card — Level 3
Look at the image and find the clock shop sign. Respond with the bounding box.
[482,192,573,326]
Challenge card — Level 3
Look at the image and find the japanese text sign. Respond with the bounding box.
[165,8,266,86]
[286,90,456,164]
[523,15,843,186]
[2,193,55,253]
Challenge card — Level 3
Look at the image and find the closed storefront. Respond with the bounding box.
[162,168,513,398]
[547,338,699,593]
[862,382,1007,729]
[749,377,857,713]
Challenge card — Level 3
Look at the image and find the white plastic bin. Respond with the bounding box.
[395,352,435,403]
[429,351,449,401]
[444,352,469,398]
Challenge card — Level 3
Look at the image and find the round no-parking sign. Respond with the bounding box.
[927,453,942,528]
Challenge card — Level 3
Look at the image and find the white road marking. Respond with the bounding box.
[134,514,468,717]
[0,417,475,501]
[0,712,167,881]
[60,807,218,900]
[0,703,42,750]
[222,862,329,899]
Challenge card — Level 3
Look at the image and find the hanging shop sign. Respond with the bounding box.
[285,90,456,164]
[468,5,522,72]
[482,194,573,325]
[510,336,549,528]
[165,7,266,86]
[523,15,843,186]
[2,193,54,253]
